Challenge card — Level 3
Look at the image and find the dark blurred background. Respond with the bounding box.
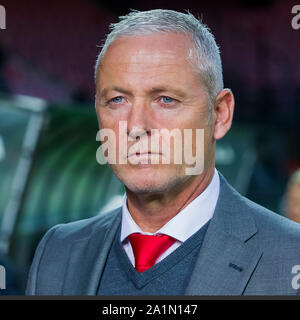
[0,0,299,294]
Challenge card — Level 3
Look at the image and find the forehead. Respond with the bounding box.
[97,32,199,89]
[99,32,195,71]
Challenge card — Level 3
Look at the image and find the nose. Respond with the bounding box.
[127,99,151,140]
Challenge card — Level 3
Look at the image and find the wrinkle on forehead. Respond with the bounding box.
[114,48,189,69]
[104,33,194,63]
[136,50,178,65]
[96,33,199,86]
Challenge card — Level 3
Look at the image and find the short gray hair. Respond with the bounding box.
[95,9,224,104]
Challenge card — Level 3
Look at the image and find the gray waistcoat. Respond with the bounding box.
[97,221,209,295]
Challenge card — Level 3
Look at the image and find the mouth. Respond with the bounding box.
[127,152,161,158]
[126,152,163,166]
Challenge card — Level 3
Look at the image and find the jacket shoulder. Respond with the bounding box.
[228,180,300,242]
[26,207,122,295]
[51,207,122,241]
[244,196,300,240]
[218,172,300,242]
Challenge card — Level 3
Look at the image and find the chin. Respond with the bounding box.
[111,165,185,195]
[125,181,171,195]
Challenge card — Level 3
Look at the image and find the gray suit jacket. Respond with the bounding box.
[26,173,300,295]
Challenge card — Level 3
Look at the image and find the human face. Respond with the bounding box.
[95,32,215,195]
[286,184,300,223]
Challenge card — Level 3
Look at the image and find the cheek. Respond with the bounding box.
[97,112,121,135]
[204,123,215,143]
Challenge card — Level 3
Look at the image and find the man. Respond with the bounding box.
[285,169,300,223]
[26,9,300,295]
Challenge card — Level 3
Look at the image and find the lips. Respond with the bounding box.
[127,142,161,158]
[127,151,161,158]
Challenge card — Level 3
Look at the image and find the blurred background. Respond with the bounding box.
[0,0,299,294]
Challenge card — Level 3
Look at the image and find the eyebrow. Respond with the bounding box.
[149,86,187,98]
[99,85,187,99]
[99,86,132,99]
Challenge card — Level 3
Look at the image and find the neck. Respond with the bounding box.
[126,166,215,233]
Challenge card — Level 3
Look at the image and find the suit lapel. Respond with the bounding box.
[62,209,122,295]
[184,220,263,295]
[185,173,263,295]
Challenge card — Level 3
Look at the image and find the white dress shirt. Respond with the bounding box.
[120,168,220,267]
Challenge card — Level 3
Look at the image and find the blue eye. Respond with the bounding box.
[111,96,124,104]
[161,96,174,104]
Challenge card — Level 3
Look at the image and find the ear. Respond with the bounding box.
[213,89,235,140]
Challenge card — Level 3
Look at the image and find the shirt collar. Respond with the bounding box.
[121,168,220,243]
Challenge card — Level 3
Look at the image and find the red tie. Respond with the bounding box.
[128,233,176,272]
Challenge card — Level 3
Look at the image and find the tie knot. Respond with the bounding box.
[128,233,176,273]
